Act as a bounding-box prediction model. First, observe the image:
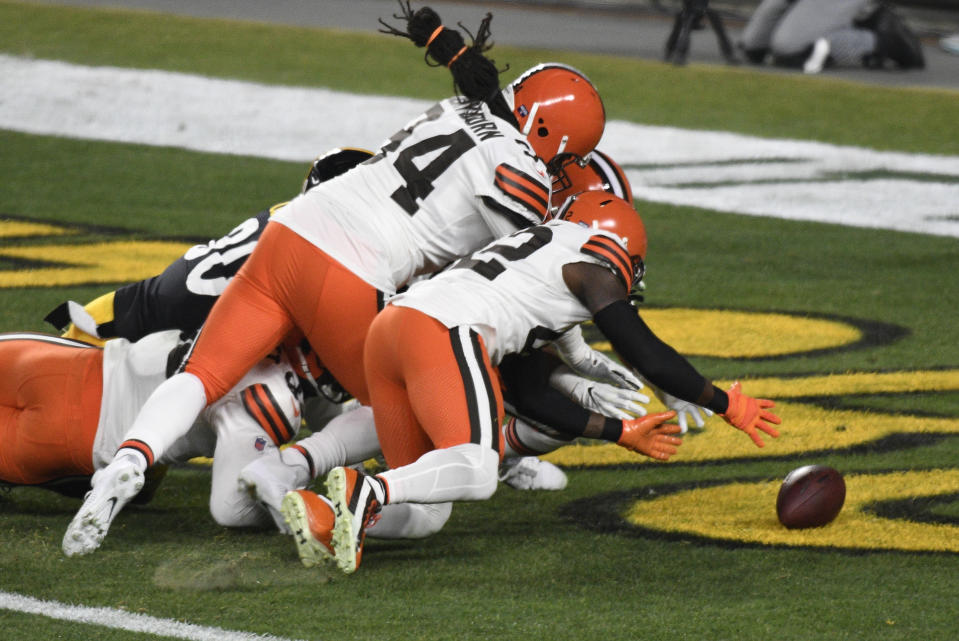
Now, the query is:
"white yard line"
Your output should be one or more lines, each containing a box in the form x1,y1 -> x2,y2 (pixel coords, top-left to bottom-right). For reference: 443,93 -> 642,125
2,53 -> 958,238
0,590 -> 308,641
0,54 -> 427,160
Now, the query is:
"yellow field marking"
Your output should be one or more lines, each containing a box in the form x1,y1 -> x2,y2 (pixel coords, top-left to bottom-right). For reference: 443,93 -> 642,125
590,309 -> 863,358
0,220 -> 77,238
3,232 -> 956,472
737,370 -> 959,398
0,240 -> 189,287
624,469 -> 959,552
544,369 -> 959,466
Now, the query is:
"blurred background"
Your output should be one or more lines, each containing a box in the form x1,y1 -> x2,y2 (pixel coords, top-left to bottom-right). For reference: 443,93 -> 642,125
29,0 -> 959,90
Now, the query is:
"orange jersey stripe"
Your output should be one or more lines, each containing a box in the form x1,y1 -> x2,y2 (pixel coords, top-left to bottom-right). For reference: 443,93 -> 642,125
581,235 -> 632,292
494,164 -> 549,221
241,384 -> 295,445
118,439 -> 155,468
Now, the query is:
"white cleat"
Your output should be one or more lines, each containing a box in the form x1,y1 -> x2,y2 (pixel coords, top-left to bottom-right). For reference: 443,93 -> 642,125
238,448 -> 308,534
62,456 -> 144,556
499,456 -> 568,491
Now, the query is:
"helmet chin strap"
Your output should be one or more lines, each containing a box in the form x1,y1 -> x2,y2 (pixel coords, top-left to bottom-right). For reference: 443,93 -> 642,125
555,135 -> 569,157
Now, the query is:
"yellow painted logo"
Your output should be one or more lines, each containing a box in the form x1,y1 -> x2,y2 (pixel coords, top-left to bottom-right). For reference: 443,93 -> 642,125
0,220 -> 188,287
545,369 -> 959,466
3,218 -> 956,554
622,470 -> 959,553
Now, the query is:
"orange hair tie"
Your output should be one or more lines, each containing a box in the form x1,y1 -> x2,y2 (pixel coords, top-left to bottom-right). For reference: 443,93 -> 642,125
426,25 -> 445,47
447,45 -> 467,67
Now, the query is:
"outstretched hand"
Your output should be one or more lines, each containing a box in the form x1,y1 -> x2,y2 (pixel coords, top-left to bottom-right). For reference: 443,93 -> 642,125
648,382 -> 713,434
720,381 -> 781,447
616,411 -> 682,460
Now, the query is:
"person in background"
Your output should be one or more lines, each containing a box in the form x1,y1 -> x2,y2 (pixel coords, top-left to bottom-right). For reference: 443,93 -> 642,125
940,32 -> 959,55
739,0 -> 924,74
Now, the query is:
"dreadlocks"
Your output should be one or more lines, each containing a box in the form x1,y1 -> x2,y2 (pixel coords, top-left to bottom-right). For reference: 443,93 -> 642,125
378,1 -> 517,127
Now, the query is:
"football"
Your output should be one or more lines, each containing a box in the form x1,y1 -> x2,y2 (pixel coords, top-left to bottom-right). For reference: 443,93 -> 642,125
776,465 -> 846,529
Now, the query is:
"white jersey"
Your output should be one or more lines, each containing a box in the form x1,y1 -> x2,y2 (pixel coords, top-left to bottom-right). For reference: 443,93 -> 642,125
93,330 -> 176,469
93,330 -> 305,527
272,97 -> 551,294
390,219 -> 633,364
94,331 -> 303,468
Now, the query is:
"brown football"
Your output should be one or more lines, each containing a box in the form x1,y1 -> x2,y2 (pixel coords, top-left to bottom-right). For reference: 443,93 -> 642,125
776,465 -> 846,529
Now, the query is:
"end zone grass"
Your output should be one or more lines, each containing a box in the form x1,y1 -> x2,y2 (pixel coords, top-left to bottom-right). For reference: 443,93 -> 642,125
1,2 -> 958,640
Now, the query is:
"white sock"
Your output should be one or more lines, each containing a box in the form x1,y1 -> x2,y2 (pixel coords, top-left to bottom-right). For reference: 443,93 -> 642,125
296,404 -> 381,479
277,447 -> 312,488
368,502 -> 452,539
503,416 -> 574,457
378,443 -> 499,504
121,372 -> 208,465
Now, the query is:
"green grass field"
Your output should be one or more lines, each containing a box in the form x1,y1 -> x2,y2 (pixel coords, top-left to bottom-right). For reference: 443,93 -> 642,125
2,2 -> 959,640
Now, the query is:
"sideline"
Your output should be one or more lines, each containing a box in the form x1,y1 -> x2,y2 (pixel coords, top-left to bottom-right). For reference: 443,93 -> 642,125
0,590 -> 307,641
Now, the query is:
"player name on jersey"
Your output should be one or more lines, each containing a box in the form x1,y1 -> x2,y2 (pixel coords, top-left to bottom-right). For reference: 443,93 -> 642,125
455,100 -> 505,141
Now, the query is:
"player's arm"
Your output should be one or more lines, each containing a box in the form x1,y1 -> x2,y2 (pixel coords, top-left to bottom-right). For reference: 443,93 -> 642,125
564,261 -> 780,447
504,347 -> 649,420
479,161 -> 551,236
548,324 -> 643,390
499,351 -> 679,460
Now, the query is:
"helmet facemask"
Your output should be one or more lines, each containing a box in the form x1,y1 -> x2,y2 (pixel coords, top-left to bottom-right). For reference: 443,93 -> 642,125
628,256 -> 647,304
548,152 -> 591,198
548,149 -> 633,217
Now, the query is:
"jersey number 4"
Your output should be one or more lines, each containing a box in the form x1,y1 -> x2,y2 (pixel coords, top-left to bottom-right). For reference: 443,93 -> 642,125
370,103 -> 477,215
391,131 -> 475,215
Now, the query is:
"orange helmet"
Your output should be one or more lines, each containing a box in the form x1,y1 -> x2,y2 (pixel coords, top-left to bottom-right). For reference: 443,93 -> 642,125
557,191 -> 647,292
549,149 -> 632,211
507,64 -> 605,175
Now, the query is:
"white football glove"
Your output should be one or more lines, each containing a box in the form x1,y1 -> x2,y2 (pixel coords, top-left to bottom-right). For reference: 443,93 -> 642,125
64,300 -> 102,338
646,382 -> 713,434
550,366 -> 650,420
551,326 -> 643,389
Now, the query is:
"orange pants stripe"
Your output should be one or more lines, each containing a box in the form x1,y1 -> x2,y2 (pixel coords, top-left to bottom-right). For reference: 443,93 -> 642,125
0,334 -> 102,484
184,221 -> 382,405
364,305 -> 504,469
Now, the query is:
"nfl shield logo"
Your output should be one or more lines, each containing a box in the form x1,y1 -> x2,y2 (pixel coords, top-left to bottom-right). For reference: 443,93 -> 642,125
254,437 -> 267,451
518,105 -> 529,118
